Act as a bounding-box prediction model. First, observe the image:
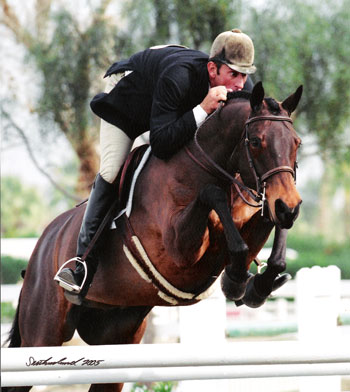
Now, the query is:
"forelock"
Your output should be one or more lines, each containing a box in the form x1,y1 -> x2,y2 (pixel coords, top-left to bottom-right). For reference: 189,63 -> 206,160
265,97 -> 281,114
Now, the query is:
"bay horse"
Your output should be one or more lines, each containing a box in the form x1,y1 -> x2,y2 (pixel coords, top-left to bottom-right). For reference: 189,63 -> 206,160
4,82 -> 302,392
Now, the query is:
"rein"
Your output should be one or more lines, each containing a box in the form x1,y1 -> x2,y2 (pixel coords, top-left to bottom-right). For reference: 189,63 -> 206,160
185,111 -> 296,213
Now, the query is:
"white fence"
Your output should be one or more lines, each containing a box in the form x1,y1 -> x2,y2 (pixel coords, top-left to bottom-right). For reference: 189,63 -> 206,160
2,266 -> 350,390
2,341 -> 350,387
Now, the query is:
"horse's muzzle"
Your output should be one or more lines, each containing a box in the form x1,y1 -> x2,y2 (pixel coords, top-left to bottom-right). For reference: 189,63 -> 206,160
275,199 -> 302,229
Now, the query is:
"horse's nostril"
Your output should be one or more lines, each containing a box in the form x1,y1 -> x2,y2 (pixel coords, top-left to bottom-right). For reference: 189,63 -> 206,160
275,199 -> 288,213
275,199 -> 300,228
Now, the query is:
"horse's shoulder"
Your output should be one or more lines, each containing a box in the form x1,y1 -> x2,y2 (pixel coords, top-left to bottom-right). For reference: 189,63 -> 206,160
54,204 -> 84,224
39,204 -> 85,242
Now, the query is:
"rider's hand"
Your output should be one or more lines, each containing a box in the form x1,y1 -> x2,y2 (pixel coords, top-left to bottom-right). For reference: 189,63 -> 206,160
200,86 -> 233,114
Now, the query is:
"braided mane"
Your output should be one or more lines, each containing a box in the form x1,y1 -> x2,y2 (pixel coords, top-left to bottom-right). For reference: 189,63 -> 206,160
198,89 -> 282,132
227,90 -> 251,101
227,90 -> 281,114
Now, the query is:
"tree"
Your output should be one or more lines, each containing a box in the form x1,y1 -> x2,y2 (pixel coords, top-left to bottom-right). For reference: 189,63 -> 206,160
1,0 -> 242,198
246,0 -> 350,239
248,0 -> 350,156
1,0 -> 121,196
123,0 -> 241,51
1,0 -> 349,240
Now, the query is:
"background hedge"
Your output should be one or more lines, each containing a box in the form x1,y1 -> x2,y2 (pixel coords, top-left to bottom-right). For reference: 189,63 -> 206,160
1,255 -> 28,284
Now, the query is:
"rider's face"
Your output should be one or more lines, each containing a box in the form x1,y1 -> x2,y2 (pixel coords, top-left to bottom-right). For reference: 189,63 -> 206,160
209,63 -> 248,91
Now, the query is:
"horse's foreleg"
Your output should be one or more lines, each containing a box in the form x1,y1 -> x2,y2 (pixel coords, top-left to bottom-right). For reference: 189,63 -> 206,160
171,184 -> 249,299
175,184 -> 248,262
199,184 -> 250,300
241,226 -> 291,308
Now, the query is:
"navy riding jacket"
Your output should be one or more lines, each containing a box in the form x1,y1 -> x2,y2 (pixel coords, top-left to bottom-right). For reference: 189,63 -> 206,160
90,46 -> 253,160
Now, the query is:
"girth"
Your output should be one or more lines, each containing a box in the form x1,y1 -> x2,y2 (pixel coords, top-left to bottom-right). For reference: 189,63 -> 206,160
121,214 -> 217,305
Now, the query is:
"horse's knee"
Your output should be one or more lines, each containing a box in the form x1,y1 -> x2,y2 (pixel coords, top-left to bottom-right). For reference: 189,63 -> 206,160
268,257 -> 286,274
276,260 -> 287,274
226,239 -> 249,261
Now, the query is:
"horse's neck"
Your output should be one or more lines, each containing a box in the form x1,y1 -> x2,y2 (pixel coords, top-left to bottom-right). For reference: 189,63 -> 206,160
196,100 -> 250,166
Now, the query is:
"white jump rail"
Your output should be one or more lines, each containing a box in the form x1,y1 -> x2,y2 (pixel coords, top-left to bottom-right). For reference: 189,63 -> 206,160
2,341 -> 350,386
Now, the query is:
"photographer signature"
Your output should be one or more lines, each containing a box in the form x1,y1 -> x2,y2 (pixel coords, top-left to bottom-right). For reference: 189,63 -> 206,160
26,356 -> 104,367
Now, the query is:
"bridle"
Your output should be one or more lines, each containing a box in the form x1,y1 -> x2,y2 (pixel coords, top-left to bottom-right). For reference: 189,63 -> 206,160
185,110 -> 297,216
242,115 -> 296,211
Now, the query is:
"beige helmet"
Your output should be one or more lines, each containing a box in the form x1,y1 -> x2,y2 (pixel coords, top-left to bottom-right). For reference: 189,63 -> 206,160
209,29 -> 256,74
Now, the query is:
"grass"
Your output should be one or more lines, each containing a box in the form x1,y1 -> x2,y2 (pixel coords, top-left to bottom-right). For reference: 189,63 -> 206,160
131,382 -> 177,392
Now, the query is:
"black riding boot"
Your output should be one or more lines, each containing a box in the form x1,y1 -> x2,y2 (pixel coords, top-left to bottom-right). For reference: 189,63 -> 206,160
55,174 -> 116,304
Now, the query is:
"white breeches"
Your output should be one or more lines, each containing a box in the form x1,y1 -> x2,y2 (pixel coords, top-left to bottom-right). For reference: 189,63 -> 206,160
99,73 -> 133,184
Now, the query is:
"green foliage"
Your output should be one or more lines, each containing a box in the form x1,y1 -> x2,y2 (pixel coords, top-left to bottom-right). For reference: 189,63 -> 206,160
245,0 -> 350,240
247,0 -> 350,160
131,382 -> 176,392
293,163 -> 350,242
227,322 -> 297,338
1,176 -> 51,238
285,233 -> 350,279
1,302 -> 17,323
1,256 -> 27,284
255,229 -> 350,278
174,0 -> 239,50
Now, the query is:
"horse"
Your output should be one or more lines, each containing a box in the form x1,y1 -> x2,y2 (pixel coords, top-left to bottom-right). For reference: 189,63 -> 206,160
4,82 -> 303,392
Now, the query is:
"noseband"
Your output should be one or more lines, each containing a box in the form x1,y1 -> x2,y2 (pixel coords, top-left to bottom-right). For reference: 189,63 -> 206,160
185,112 -> 297,214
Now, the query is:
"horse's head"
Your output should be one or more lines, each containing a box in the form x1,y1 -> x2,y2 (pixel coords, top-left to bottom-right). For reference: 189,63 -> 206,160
234,82 -> 303,229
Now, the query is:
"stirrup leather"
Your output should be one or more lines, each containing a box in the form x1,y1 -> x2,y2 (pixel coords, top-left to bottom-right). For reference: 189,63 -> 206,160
54,257 -> 88,294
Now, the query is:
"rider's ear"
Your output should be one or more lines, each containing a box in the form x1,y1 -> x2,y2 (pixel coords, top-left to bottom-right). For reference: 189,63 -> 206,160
207,61 -> 218,79
250,81 -> 264,112
282,85 -> 303,115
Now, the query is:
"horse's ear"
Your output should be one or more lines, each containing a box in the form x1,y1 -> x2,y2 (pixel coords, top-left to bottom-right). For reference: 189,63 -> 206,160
281,85 -> 303,115
250,81 -> 265,112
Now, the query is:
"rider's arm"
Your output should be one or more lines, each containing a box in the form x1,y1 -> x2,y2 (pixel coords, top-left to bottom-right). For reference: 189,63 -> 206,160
150,67 -> 253,160
150,68 -> 205,160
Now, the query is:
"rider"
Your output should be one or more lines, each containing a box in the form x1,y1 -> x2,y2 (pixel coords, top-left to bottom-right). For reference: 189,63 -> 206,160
55,29 -> 257,304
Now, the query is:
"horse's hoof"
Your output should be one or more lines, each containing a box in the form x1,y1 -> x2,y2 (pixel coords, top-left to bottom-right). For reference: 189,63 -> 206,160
240,273 -> 292,308
272,273 -> 292,291
221,271 -> 251,301
240,275 -> 267,308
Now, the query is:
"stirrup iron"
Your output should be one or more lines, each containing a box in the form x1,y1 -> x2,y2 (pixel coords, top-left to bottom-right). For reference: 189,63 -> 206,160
54,257 -> 88,294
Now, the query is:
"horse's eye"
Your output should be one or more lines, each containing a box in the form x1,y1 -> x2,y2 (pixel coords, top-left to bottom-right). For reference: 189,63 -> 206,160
250,137 -> 261,148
